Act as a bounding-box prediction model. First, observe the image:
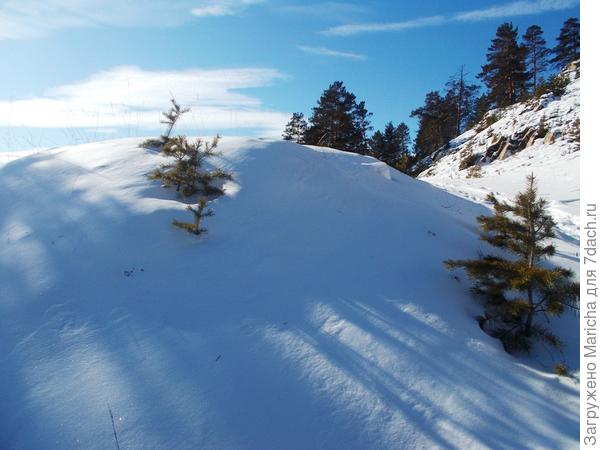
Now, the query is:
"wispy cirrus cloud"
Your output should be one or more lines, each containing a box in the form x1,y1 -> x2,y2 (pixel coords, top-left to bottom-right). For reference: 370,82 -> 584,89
322,15 -> 446,36
321,0 -> 579,36
297,45 -> 366,60
0,66 -> 289,135
191,0 -> 264,17
455,0 -> 578,21
0,0 -> 263,40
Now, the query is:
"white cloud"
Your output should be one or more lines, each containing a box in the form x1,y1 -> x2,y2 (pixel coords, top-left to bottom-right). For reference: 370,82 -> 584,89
455,0 -> 578,21
191,0 -> 264,17
297,45 -> 366,60
0,0 -> 263,40
321,0 -> 579,36
0,66 -> 289,134
322,16 -> 445,36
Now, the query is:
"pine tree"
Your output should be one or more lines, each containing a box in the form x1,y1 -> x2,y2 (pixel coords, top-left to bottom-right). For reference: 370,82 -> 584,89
551,17 -> 580,69
149,135 -> 232,197
478,23 -> 528,108
523,25 -> 550,91
468,94 -> 492,130
282,112 -> 308,143
141,98 -> 190,149
445,66 -> 479,136
370,122 -> 411,170
173,196 -> 214,235
304,81 -> 372,154
352,101 -> 373,155
160,98 -> 190,144
445,174 -> 579,352
410,91 -> 454,161
395,122 -> 411,172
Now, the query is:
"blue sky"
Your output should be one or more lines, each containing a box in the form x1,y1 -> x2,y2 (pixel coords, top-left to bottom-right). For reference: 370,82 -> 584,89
0,0 -> 579,151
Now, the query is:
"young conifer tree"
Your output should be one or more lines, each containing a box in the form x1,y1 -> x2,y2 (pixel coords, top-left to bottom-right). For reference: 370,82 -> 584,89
141,98 -> 190,149
149,135 -> 190,191
445,174 -> 579,352
160,98 -> 190,144
149,135 -> 232,197
173,196 -> 214,235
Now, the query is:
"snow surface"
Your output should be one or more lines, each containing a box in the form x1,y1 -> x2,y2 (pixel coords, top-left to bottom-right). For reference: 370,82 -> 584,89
0,137 -> 578,449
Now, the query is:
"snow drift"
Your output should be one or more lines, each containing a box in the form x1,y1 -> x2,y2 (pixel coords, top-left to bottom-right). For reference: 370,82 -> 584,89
0,137 -> 578,449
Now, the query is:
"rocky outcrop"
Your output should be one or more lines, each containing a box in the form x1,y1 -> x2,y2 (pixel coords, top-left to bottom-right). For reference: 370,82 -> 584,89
416,63 -> 579,178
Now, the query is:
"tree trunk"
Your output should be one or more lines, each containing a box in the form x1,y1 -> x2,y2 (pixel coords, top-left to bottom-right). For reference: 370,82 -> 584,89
524,201 -> 535,336
525,284 -> 534,335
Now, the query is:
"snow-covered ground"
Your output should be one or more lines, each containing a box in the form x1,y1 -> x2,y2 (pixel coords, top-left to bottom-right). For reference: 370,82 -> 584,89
0,137 -> 578,449
419,140 -> 579,272
0,149 -> 44,167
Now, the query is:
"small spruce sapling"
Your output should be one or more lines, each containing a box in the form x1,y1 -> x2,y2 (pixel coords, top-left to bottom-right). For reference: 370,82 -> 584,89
173,197 -> 214,235
445,174 -> 579,353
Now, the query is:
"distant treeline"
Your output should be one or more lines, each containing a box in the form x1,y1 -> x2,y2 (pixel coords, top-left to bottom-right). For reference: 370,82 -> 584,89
282,17 -> 580,174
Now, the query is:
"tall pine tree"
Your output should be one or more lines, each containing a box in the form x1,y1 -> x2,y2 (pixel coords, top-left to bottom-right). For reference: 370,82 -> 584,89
478,23 -> 528,108
410,91 -> 455,161
370,122 -> 411,170
352,101 -> 373,155
551,17 -> 580,69
446,174 -> 579,352
304,81 -> 372,154
282,112 -> 308,143
523,25 -> 550,90
445,66 -> 479,136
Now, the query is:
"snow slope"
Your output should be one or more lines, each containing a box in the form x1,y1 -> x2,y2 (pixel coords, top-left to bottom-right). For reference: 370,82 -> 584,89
418,67 -> 580,260
0,137 -> 578,449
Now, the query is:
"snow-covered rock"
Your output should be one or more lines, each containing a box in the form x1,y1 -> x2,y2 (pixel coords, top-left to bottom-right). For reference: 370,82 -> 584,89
0,137 -> 578,449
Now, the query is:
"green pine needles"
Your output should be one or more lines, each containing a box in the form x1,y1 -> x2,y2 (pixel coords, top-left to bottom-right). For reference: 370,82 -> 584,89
149,135 -> 232,197
172,197 -> 214,235
150,134 -> 232,236
446,174 -> 579,353
146,99 -> 233,237
141,97 -> 190,149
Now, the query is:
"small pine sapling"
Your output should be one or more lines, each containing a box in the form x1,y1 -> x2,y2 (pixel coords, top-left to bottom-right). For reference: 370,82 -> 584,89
160,98 -> 190,144
149,134 -> 233,197
141,98 -> 190,149
446,174 -> 579,353
173,197 -> 214,235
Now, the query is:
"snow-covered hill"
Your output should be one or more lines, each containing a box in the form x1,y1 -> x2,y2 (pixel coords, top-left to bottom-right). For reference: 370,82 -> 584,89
0,137 -> 578,449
